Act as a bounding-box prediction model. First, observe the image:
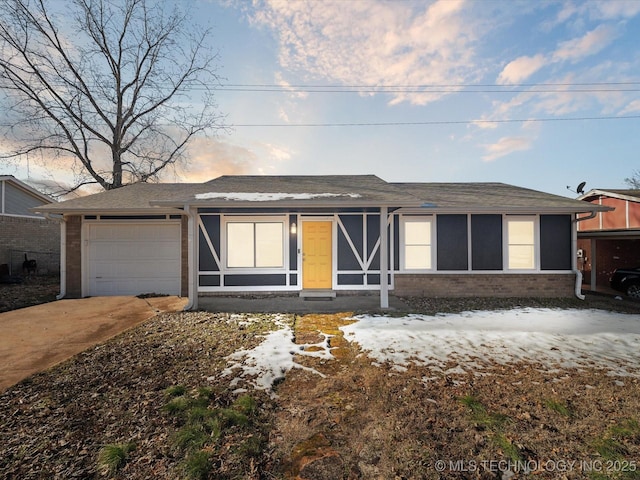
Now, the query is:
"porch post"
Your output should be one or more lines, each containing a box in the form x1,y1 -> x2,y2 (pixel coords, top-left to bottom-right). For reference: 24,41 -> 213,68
380,206 -> 389,309
187,205 -> 198,310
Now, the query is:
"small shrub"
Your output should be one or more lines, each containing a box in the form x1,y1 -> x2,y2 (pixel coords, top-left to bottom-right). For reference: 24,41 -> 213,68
610,418 -> 640,441
181,450 -> 212,480
459,395 -> 509,429
593,437 -> 629,460
165,385 -> 187,398
187,406 -> 215,424
164,395 -> 191,416
97,442 -> 136,475
204,416 -> 222,442
544,398 -> 573,418
233,394 -> 257,415
219,408 -> 249,428
174,424 -> 209,451
197,386 -> 215,400
492,433 -> 522,462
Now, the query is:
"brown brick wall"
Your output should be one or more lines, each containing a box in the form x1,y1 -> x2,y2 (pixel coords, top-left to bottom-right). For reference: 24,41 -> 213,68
394,273 -> 576,298
0,215 -> 60,274
181,216 -> 189,297
65,216 -> 82,298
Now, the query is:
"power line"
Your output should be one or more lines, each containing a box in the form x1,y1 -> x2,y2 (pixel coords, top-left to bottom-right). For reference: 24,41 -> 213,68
213,80 -> 640,94
220,81 -> 640,88
232,114 -> 640,128
215,87 -> 640,94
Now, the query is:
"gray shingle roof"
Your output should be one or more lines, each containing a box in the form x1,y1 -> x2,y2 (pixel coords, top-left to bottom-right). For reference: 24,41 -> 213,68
35,176 -> 607,214
157,174 -> 421,206
393,182 -> 608,212
35,182 -> 203,213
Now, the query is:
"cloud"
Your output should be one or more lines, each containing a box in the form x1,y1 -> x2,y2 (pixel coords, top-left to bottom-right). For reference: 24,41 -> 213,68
497,54 -> 547,84
482,136 -> 533,162
497,24 -> 619,86
552,24 -> 618,63
174,137 -> 257,183
620,99 -> 640,115
249,0 -> 478,106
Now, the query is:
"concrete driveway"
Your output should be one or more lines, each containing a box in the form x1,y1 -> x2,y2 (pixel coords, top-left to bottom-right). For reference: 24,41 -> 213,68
0,296 -> 187,393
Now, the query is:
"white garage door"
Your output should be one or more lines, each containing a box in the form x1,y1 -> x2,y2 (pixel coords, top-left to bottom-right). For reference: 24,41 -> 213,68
86,223 -> 181,296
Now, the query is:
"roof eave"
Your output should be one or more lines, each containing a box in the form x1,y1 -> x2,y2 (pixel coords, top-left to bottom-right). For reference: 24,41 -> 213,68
397,205 -> 614,214
579,189 -> 640,203
32,206 -> 185,215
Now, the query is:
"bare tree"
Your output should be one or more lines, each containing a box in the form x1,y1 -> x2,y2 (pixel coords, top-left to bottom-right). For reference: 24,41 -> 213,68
625,170 -> 640,189
0,0 -> 223,193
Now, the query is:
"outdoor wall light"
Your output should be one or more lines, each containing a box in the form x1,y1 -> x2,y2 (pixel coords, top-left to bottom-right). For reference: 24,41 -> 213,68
290,222 -> 297,235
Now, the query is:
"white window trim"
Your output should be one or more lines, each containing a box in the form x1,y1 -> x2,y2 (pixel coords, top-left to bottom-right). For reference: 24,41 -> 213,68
221,216 -> 287,272
504,214 -> 539,271
400,215 -> 434,272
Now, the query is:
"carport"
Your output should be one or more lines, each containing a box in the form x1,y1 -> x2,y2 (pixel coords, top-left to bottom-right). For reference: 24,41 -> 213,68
577,188 -> 640,293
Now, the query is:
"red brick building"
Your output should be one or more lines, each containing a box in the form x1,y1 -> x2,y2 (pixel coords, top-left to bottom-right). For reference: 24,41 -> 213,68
577,189 -> 640,292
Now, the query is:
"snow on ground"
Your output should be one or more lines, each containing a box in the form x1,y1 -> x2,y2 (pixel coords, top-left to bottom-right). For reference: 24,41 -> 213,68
220,315 -> 333,395
219,308 -> 640,395
341,308 -> 640,377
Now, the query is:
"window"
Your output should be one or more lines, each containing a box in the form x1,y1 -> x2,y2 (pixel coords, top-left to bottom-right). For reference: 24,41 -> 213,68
403,217 -> 432,269
226,222 -> 284,268
507,217 -> 535,269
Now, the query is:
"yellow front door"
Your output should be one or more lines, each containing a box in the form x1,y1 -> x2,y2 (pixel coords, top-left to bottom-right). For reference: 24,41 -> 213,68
302,221 -> 332,289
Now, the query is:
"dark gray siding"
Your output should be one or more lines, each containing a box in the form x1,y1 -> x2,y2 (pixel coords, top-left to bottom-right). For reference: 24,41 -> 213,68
437,214 -> 468,270
471,214 -> 503,270
540,215 -> 572,270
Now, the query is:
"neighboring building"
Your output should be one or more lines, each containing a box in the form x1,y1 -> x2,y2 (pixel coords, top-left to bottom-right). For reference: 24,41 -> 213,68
35,175 -> 608,308
577,189 -> 640,291
0,176 -> 60,276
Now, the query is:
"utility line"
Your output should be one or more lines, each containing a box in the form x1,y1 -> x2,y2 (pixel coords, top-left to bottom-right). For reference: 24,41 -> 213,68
232,115 -> 640,127
215,86 -> 640,93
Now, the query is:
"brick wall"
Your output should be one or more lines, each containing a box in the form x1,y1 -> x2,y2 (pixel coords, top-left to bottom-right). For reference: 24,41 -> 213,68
65,216 -> 82,298
394,273 -> 576,298
0,215 -> 60,274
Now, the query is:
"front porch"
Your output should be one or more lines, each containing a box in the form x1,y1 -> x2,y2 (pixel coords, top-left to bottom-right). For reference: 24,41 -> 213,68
197,292 -> 409,314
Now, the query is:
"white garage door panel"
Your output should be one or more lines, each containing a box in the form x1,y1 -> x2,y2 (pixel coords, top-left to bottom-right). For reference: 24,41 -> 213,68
86,223 -> 181,296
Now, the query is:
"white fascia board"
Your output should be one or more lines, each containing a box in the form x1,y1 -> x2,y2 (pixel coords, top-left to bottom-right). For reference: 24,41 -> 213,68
40,207 -> 187,216
396,206 -> 613,215
579,189 -> 640,203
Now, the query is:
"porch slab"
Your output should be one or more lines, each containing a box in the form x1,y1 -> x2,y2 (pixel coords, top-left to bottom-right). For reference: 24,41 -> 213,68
197,294 -> 410,314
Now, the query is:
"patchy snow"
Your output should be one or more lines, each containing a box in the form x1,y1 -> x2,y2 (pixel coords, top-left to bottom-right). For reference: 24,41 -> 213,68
195,192 -> 362,201
219,308 -> 640,396
221,316 -> 333,396
340,308 -> 640,377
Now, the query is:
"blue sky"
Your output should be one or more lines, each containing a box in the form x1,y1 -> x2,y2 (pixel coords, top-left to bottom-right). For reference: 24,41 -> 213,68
8,0 -> 640,197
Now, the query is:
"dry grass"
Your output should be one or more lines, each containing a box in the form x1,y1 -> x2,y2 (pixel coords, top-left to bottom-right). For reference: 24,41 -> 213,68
1,296 -> 640,479
273,311 -> 640,479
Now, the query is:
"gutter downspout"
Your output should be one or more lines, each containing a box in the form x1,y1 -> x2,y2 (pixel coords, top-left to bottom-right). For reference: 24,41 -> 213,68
183,205 -> 197,311
573,211 -> 598,300
44,213 -> 66,300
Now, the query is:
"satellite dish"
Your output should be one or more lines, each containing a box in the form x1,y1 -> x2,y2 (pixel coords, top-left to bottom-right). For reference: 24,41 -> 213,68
566,181 -> 586,195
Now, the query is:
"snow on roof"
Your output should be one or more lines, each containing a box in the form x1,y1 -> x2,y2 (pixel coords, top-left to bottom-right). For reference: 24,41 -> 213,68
195,192 -> 362,201
217,308 -> 640,396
